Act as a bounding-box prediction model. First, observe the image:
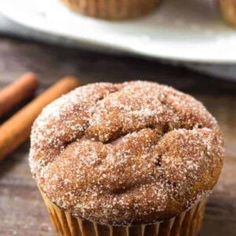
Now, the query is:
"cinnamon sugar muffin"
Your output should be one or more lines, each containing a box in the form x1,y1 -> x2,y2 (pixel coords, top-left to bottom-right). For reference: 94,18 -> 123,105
29,81 -> 224,236
61,0 -> 160,20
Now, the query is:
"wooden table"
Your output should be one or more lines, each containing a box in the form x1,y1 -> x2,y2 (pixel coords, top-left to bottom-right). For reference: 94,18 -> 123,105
0,37 -> 236,236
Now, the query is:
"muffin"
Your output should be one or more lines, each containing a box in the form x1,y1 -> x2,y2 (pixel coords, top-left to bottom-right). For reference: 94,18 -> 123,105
29,81 -> 224,236
219,0 -> 236,26
61,0 -> 160,20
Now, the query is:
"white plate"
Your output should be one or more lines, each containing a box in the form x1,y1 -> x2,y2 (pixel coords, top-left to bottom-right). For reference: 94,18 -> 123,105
1,0 -> 236,63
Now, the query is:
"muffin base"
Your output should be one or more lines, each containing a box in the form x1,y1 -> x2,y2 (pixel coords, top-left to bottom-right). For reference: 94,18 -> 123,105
219,0 -> 236,26
40,190 -> 206,236
61,0 -> 161,20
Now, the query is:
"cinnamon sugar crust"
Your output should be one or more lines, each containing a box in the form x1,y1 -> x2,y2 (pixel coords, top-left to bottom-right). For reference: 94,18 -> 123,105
29,81 -> 224,225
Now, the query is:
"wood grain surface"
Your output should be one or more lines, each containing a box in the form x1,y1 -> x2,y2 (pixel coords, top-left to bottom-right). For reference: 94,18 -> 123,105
0,37 -> 236,236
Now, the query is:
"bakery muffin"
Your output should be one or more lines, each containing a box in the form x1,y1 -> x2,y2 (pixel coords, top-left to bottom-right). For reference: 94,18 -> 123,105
29,81 -> 224,236
219,0 -> 236,26
61,0 -> 160,20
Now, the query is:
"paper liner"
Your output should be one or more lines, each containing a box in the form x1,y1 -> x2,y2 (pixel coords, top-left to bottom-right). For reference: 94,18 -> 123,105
219,0 -> 236,26
40,190 -> 206,236
61,0 -> 160,20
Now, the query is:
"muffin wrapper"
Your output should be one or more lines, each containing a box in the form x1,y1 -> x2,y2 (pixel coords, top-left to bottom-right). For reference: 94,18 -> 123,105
40,189 -> 206,236
61,0 -> 160,20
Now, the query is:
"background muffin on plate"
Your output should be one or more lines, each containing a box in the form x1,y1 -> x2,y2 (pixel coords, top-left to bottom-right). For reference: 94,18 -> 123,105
29,81 -> 224,236
61,0 -> 161,20
219,0 -> 236,26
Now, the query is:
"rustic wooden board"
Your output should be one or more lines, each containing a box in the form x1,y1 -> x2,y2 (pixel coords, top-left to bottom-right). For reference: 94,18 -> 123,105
0,37 -> 236,236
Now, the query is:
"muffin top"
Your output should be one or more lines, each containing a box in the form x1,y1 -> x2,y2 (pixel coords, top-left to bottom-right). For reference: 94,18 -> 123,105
29,81 -> 224,226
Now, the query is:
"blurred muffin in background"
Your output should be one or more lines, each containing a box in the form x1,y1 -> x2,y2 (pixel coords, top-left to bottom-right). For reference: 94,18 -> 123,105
219,0 -> 236,26
62,0 -> 160,20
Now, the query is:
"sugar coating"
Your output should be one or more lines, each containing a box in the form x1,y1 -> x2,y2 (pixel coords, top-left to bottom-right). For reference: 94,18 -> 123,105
29,81 -> 224,225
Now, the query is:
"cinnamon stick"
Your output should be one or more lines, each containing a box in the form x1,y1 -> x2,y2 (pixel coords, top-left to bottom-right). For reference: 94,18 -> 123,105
0,76 -> 79,161
0,73 -> 39,117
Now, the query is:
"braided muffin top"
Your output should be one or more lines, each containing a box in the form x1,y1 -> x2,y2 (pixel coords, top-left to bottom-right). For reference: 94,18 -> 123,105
29,81 -> 224,225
